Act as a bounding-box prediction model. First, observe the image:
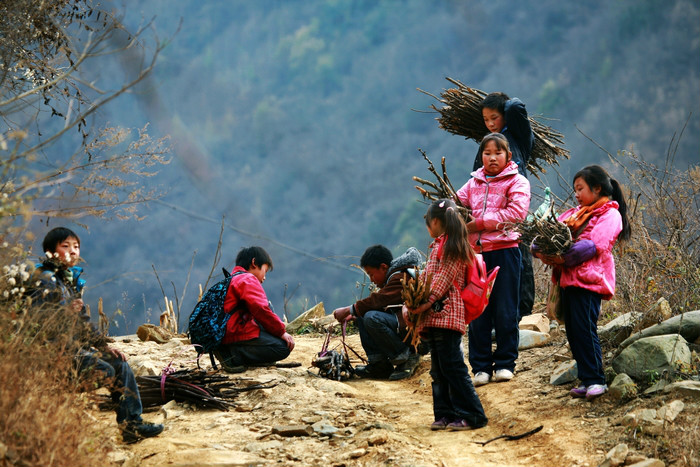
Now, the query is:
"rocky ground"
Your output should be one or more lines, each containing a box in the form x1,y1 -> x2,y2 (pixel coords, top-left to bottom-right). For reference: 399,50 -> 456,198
93,328 -> 698,467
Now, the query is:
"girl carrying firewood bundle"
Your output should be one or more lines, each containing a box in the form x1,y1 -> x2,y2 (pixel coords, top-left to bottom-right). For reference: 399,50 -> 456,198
402,199 -> 488,431
532,165 -> 630,401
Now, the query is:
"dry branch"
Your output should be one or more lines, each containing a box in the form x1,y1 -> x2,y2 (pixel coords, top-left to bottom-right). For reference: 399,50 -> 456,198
420,78 -> 569,175
401,270 -> 433,350
413,149 -> 469,222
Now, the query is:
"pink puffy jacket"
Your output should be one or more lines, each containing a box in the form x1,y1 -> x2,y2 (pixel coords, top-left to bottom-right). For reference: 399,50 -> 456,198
456,161 -> 530,252
555,200 -> 622,300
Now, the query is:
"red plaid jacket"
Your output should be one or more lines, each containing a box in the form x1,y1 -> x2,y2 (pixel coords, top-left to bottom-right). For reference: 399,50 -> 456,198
417,235 -> 469,335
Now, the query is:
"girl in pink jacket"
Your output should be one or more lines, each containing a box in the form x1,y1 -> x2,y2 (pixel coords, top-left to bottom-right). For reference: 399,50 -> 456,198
456,133 -> 531,387
533,165 -> 630,400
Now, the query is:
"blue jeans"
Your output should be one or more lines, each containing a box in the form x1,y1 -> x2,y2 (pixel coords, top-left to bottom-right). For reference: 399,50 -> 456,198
562,287 -> 605,386
76,349 -> 143,424
424,328 -> 487,426
355,310 -> 409,363
217,329 -> 291,366
468,247 -> 521,375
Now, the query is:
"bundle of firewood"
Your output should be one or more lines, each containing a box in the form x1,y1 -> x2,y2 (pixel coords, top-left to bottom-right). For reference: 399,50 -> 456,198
515,193 -> 572,256
412,149 -> 469,223
135,369 -> 278,411
400,271 -> 433,350
420,78 -> 569,175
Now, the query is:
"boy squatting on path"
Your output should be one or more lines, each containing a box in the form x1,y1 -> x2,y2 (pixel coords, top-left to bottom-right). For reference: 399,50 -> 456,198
29,227 -> 163,444
333,245 -> 422,381
474,92 -> 535,322
213,246 -> 295,373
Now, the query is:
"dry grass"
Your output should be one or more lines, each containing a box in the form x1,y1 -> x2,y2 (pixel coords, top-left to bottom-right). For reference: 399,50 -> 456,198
0,263 -> 115,467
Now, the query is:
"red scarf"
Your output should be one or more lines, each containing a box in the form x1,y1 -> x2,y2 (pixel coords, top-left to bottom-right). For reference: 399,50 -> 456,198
563,197 -> 609,237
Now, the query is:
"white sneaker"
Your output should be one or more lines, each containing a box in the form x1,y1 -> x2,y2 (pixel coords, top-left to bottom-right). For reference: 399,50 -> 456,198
473,371 -> 491,386
493,369 -> 514,382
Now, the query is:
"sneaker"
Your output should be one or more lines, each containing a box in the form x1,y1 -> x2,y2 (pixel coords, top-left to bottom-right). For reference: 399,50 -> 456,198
585,384 -> 607,400
430,417 -> 451,431
121,420 -> 164,444
416,342 -> 430,356
389,354 -> 420,381
213,351 -> 247,374
354,360 -> 394,379
569,385 -> 587,398
389,348 -> 411,366
473,372 -> 491,387
493,369 -> 514,382
446,419 -> 479,431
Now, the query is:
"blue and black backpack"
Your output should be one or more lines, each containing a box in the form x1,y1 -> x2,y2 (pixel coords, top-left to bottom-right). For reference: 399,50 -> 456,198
187,268 -> 245,369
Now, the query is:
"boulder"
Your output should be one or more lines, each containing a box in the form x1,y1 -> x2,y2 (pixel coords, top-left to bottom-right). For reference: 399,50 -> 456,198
519,313 -> 549,334
550,360 -> 578,385
608,373 -> 637,400
635,297 -> 673,332
599,312 -> 641,346
612,334 -> 692,381
662,380 -> 700,399
136,324 -> 173,344
519,329 -> 550,350
286,302 -> 327,334
619,309 -> 700,350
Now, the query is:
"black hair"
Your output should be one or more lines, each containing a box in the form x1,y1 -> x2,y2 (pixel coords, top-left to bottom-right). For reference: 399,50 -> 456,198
425,199 -> 475,264
42,227 -> 80,253
235,246 -> 274,271
573,165 -> 631,242
360,244 -> 393,269
479,92 -> 509,115
476,132 -> 511,163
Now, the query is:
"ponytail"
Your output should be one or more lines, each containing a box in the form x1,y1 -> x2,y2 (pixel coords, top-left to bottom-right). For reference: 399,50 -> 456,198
425,199 -> 475,264
610,179 -> 631,241
574,165 -> 631,242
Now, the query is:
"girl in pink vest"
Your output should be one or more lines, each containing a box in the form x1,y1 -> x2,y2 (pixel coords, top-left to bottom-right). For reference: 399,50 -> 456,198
533,165 -> 631,400
456,133 -> 531,387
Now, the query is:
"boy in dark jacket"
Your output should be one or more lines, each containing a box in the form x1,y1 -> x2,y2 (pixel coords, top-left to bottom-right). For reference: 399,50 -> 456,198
30,227 -> 163,444
473,92 -> 535,320
333,245 -> 422,380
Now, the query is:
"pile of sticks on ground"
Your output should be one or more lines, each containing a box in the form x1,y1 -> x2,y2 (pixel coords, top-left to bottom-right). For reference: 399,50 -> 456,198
420,77 -> 569,176
412,149 -> 469,223
135,369 -> 278,411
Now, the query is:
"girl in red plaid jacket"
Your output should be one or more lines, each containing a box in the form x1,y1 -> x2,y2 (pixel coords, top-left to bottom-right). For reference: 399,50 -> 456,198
403,199 -> 488,431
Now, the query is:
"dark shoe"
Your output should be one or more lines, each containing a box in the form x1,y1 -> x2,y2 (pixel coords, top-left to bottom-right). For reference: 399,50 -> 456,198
430,417 -> 451,431
446,419 -> 486,431
354,361 -> 393,379
213,351 -> 247,373
390,348 -> 411,366
121,420 -> 164,444
389,354 -> 420,381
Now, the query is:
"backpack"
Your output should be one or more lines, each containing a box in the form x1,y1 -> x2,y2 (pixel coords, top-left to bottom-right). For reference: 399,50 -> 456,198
435,239 -> 499,323
458,254 -> 499,324
187,268 -> 245,369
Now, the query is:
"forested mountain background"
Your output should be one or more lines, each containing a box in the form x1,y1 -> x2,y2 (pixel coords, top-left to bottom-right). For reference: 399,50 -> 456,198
33,0 -> 699,333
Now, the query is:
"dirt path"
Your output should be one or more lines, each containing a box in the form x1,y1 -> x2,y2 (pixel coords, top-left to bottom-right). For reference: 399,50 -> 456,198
101,332 -> 617,467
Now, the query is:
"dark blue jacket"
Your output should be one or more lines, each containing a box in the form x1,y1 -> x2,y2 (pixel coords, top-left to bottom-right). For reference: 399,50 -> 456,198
473,98 -> 534,178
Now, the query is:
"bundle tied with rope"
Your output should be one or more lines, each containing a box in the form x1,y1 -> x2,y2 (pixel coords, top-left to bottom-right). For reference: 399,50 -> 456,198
418,78 -> 569,176
515,188 -> 572,256
311,323 -> 366,381
400,268 -> 433,350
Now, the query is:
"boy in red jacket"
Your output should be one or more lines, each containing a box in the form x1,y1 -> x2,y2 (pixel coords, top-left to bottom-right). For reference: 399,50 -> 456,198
214,246 -> 295,373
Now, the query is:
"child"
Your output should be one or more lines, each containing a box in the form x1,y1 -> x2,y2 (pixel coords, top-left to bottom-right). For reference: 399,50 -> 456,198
30,227 -> 163,443
476,92 -> 536,321
532,165 -> 630,400
214,246 -> 295,373
403,199 -> 488,431
456,133 -> 531,386
332,245 -> 422,380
